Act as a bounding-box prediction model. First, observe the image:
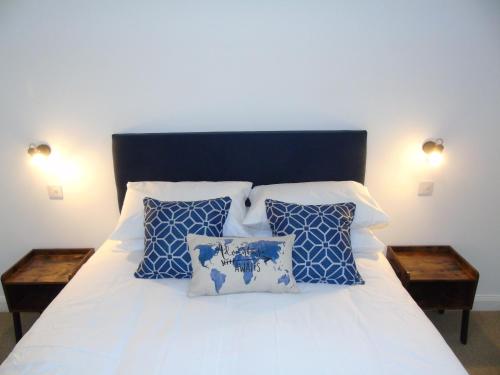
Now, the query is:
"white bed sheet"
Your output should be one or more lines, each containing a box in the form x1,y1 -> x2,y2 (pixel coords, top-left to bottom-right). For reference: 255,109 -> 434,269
0,240 -> 467,375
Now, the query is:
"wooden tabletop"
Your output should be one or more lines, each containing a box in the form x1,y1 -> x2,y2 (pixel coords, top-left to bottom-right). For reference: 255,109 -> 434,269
387,246 -> 478,282
2,249 -> 94,285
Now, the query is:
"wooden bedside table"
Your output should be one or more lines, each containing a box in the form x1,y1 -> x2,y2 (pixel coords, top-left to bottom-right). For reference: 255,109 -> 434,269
1,248 -> 94,341
387,245 -> 479,344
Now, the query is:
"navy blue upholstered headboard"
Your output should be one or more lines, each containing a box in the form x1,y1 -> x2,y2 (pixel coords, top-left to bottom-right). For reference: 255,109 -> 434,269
112,131 -> 367,211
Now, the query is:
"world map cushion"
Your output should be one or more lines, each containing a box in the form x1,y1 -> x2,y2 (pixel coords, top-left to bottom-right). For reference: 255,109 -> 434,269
265,199 -> 364,285
187,234 -> 299,296
135,196 -> 232,279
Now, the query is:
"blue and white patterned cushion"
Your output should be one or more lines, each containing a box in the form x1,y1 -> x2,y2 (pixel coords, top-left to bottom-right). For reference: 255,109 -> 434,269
265,199 -> 364,285
135,196 -> 232,279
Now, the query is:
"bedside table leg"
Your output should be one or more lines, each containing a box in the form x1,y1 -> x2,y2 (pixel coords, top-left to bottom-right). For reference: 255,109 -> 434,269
460,309 -> 470,345
12,312 -> 22,342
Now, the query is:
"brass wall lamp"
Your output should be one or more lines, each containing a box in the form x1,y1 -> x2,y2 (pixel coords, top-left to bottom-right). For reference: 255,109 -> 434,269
422,138 -> 444,166
27,143 -> 51,157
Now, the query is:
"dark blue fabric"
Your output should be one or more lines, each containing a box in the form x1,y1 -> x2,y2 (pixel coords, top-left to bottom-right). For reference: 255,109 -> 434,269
112,131 -> 367,211
265,199 -> 364,285
135,196 -> 232,279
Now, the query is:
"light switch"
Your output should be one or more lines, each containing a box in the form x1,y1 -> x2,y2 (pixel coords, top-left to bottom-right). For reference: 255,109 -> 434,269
47,185 -> 63,200
418,182 -> 434,196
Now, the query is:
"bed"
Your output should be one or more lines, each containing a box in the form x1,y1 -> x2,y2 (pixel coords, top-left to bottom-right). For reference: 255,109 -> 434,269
0,131 -> 467,375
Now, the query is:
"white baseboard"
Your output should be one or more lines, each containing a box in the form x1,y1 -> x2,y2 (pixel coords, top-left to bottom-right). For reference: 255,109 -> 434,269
0,295 -> 7,312
474,294 -> 500,311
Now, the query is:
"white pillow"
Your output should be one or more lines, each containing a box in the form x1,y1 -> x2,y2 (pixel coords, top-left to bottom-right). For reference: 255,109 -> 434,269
243,181 -> 388,231
187,234 -> 298,296
110,181 -> 252,241
351,228 -> 386,255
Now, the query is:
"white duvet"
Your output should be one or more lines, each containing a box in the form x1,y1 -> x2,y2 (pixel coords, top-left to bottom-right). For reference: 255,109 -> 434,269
0,240 -> 467,375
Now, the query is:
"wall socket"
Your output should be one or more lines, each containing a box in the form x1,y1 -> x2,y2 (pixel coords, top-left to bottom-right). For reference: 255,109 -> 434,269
47,185 -> 64,200
418,181 -> 434,196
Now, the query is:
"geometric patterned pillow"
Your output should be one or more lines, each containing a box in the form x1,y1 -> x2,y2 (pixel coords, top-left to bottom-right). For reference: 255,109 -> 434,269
265,199 -> 364,285
134,196 -> 232,279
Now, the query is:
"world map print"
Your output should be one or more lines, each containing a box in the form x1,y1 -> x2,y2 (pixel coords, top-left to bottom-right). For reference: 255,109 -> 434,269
210,268 -> 226,294
195,239 -> 291,293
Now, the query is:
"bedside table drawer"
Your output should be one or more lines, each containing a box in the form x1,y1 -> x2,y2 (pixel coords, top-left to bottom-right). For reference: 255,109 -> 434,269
4,284 -> 65,312
407,281 -> 476,310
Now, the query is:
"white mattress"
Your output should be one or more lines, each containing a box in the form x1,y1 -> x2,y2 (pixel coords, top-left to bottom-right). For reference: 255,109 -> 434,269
0,240 -> 467,375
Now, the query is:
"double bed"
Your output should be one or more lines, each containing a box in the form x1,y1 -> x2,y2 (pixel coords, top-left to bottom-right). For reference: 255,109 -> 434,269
0,131 -> 467,374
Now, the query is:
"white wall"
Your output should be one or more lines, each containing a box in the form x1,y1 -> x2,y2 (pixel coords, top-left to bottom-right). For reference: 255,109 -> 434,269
1,0 -> 499,310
